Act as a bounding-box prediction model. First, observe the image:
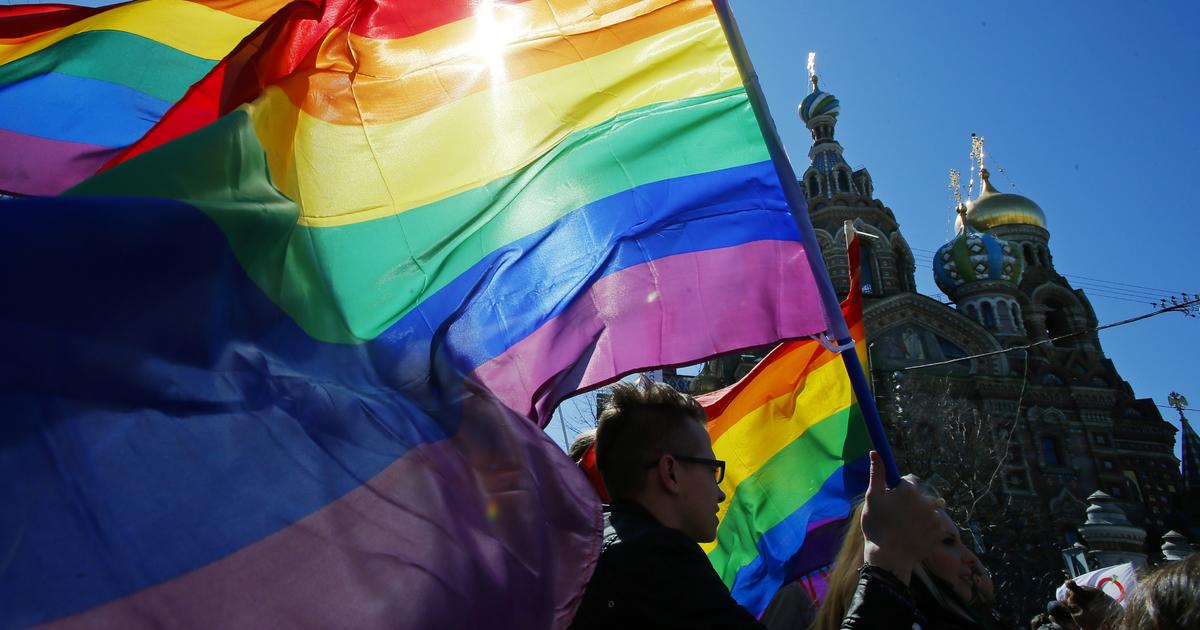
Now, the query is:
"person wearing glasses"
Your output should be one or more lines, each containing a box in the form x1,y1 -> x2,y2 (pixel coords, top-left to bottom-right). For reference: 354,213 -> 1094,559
569,376 -> 763,629
568,376 -> 947,629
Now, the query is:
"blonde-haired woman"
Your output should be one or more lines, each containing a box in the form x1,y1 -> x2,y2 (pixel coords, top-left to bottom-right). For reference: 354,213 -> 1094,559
814,453 -> 1001,629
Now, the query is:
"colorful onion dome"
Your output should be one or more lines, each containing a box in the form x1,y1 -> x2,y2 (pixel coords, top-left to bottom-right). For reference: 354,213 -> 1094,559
933,226 -> 1024,296
799,89 -> 840,124
963,169 -> 1046,231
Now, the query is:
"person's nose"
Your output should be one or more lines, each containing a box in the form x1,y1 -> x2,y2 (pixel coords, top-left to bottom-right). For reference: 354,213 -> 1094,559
716,484 -> 727,504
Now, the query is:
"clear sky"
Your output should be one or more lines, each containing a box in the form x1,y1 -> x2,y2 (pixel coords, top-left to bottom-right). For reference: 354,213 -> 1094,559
721,0 -> 1200,452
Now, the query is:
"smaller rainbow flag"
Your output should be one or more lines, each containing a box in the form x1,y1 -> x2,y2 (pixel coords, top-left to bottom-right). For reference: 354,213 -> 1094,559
699,234 -> 872,616
0,0 -> 285,195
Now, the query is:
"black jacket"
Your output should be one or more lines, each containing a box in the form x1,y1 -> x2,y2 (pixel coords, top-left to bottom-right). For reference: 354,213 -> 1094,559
569,502 -> 763,630
841,566 -> 995,630
840,566 -> 924,629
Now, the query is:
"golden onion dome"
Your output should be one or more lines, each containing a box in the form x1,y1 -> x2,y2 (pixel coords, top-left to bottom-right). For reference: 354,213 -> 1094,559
962,168 -> 1046,231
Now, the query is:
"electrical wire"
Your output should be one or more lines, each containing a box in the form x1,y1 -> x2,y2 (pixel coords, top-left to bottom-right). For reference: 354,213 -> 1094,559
902,250 -> 1193,306
897,297 -> 1200,371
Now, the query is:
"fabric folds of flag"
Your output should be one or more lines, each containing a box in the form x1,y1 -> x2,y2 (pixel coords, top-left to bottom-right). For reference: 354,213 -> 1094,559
698,235 -> 872,617
0,0 -> 287,195
1,0 -> 832,627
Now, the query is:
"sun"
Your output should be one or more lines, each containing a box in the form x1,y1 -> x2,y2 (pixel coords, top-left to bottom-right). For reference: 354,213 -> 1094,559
467,0 -> 523,81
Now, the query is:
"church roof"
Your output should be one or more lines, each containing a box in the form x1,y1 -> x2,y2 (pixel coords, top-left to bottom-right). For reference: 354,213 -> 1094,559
962,169 -> 1047,231
810,150 -> 847,174
933,221 -> 1024,296
799,89 -> 839,124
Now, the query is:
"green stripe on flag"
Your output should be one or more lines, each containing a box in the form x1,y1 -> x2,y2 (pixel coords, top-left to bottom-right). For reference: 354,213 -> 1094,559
0,30 -> 216,102
708,407 -> 872,586
74,87 -> 771,343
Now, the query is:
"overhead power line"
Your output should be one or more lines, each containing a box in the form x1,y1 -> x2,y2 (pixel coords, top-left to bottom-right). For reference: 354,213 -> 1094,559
897,296 -> 1200,372
904,251 -> 1192,306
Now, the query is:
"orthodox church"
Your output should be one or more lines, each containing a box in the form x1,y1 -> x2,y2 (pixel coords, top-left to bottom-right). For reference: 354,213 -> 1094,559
688,72 -> 1187,561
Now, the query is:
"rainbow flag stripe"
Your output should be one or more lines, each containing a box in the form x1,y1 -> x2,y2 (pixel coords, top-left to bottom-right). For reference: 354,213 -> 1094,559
699,236 -> 871,616
2,0 -> 831,627
0,0 -> 283,195
97,0 -> 830,418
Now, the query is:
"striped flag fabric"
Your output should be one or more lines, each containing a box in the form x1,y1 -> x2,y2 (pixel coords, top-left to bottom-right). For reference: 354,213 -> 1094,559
1,0 -> 833,627
0,0 -> 286,195
698,233 -> 871,616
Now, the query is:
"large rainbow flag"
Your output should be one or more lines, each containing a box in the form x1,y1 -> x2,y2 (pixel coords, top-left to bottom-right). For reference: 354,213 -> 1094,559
0,0 -> 835,627
699,233 -> 872,616
0,0 -> 286,195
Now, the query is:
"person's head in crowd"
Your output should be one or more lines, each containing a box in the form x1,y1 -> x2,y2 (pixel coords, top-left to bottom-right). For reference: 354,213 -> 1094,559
568,429 -> 596,463
916,508 -> 979,603
594,376 -> 725,543
971,559 -> 996,609
1045,600 -> 1078,630
814,479 -> 996,630
1062,579 -> 1120,630
569,428 -> 610,502
1117,554 -> 1199,630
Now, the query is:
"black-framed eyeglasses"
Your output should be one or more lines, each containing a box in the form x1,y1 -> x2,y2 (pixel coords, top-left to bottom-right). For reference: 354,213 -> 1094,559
646,454 -> 726,484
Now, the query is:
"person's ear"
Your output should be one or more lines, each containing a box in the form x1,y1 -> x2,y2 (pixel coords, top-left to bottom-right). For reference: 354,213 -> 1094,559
657,455 -> 682,494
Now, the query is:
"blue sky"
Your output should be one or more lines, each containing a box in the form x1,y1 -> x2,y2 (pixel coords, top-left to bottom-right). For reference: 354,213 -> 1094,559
722,0 -> 1200,451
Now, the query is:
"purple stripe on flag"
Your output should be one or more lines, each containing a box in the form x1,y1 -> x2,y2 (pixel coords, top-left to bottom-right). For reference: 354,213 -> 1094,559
37,406 -> 602,630
472,240 -> 826,419
0,127 -> 118,195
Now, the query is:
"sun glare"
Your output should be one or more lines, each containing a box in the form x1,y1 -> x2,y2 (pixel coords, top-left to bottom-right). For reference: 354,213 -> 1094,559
469,0 -> 522,81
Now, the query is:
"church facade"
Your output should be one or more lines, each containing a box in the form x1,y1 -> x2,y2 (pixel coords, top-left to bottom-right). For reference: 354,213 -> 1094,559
689,77 -> 1187,567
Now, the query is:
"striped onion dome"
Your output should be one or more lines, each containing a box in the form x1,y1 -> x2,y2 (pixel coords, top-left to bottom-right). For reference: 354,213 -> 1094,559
933,229 -> 1024,296
799,89 -> 839,124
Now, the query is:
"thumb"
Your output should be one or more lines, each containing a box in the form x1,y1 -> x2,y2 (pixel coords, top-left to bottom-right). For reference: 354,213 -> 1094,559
866,450 -> 884,499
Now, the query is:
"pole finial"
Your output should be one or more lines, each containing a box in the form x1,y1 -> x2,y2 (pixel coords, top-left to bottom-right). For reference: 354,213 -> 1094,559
949,168 -> 962,208
807,51 -> 818,92
967,133 -> 986,199
1168,391 -> 1189,420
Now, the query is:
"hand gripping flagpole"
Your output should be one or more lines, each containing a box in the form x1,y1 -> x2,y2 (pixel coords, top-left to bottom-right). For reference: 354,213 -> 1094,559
712,0 -> 901,486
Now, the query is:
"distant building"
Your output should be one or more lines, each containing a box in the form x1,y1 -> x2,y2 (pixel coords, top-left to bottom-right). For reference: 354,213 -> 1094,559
692,73 -> 1187,559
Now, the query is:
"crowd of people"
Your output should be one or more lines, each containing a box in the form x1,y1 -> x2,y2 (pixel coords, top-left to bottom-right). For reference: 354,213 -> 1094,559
566,377 -> 1199,629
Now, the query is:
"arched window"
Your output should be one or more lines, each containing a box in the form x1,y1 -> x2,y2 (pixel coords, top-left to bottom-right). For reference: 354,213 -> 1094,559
966,304 -> 979,322
997,300 -> 1013,330
1043,299 -> 1072,345
807,175 -> 820,198
1023,243 -> 1036,266
1038,246 -> 1050,267
837,170 -> 850,193
1010,304 -> 1021,330
981,301 -> 997,329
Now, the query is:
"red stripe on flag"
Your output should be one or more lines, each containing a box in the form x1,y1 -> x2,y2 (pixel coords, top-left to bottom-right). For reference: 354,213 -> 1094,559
104,0 -> 533,167
0,3 -> 110,39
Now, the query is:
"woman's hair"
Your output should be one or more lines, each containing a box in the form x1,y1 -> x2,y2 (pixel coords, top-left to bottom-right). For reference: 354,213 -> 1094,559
1118,554 -> 1200,630
810,502 -> 866,630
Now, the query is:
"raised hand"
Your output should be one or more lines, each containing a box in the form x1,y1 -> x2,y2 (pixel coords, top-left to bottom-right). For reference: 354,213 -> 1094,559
859,451 -> 942,584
